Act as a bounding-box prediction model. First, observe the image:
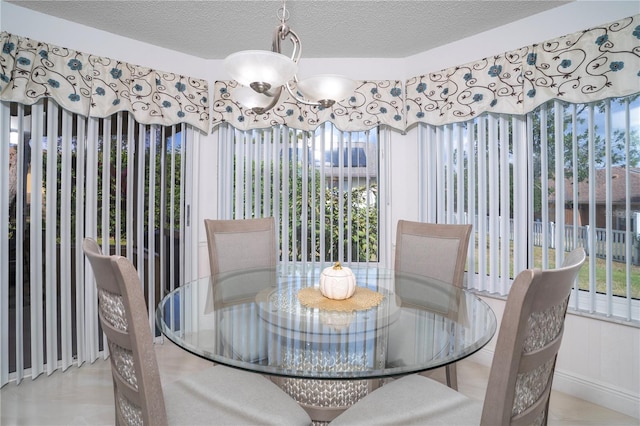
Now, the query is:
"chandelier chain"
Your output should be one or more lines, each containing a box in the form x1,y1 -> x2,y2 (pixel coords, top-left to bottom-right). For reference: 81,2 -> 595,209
277,0 -> 290,25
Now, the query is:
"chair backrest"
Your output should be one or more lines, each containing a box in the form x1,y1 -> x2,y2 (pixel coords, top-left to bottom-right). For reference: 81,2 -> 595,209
481,247 -> 586,426
204,217 -> 277,277
83,238 -> 167,426
394,220 -> 473,288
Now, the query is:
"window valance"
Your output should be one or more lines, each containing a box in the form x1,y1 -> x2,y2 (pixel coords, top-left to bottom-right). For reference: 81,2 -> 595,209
3,14 -> 638,134
210,79 -> 406,132
405,14 -> 640,128
0,31 -> 210,133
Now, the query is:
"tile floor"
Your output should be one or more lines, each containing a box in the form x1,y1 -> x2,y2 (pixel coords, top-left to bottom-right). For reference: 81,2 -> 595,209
1,340 -> 637,425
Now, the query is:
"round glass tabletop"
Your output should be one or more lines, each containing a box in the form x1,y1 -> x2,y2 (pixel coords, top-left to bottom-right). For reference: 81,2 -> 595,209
156,264 -> 496,380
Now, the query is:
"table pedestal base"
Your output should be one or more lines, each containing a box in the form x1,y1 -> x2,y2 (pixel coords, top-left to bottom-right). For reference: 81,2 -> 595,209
272,377 -> 381,423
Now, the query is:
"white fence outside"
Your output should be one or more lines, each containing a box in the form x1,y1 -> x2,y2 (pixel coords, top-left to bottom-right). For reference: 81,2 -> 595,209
459,214 -> 640,266
530,221 -> 640,265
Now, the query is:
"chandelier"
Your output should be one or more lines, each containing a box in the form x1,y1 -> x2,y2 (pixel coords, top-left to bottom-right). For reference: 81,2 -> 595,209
224,1 -> 357,114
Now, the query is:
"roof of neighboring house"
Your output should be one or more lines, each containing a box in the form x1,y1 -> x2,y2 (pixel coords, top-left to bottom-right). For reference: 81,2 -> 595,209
548,166 -> 640,205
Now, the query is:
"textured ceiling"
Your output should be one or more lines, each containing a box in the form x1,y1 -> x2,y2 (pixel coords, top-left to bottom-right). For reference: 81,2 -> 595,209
6,0 -> 572,59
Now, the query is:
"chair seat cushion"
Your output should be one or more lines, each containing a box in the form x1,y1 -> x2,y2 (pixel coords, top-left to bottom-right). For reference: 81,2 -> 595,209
164,365 -> 311,425
330,374 -> 481,425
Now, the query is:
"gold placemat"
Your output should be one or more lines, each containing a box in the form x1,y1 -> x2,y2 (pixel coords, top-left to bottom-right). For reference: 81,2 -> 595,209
297,287 -> 384,312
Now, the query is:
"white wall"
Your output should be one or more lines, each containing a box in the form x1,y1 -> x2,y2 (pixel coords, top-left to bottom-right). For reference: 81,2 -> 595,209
475,295 -> 640,419
2,0 -> 638,418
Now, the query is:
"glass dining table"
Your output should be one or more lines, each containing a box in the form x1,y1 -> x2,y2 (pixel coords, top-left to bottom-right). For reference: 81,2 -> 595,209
156,264 -> 496,422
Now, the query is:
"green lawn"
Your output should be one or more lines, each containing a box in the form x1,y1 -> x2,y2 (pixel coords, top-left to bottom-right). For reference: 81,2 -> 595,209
472,243 -> 640,299
532,246 -> 640,299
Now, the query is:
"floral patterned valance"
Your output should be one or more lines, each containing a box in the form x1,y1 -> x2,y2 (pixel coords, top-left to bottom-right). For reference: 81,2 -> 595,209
211,79 -> 405,132
3,14 -> 637,134
0,32 -> 210,133
406,14 -> 640,128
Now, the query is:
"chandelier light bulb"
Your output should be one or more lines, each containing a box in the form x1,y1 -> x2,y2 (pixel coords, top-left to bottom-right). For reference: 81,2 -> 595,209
233,86 -> 276,111
297,75 -> 358,107
224,50 -> 297,90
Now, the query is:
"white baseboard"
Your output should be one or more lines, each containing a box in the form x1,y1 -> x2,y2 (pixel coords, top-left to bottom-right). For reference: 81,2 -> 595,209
469,348 -> 640,420
552,369 -> 640,420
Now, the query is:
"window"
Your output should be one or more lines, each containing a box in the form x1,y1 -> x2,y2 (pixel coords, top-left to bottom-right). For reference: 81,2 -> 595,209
2,99 -> 191,382
531,97 -> 640,321
418,94 -> 639,322
217,123 -> 380,264
325,147 -> 368,167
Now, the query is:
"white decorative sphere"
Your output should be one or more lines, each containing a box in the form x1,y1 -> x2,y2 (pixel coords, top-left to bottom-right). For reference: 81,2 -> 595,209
319,262 -> 356,300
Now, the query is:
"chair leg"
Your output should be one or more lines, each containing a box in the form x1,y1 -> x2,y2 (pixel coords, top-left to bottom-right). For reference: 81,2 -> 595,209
445,363 -> 458,390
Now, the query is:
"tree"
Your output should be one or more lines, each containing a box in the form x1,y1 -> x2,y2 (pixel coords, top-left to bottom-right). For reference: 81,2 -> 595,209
238,153 -> 378,263
530,96 -> 640,216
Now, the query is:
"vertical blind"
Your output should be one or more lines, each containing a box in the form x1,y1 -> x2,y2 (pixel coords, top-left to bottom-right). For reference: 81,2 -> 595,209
217,123 -> 383,266
1,98 -> 191,386
418,95 -> 639,322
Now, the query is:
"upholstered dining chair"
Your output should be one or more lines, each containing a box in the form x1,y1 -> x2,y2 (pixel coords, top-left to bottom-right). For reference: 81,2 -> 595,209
203,217 -> 277,363
331,247 -> 586,426
395,220 -> 472,288
394,219 -> 473,390
82,238 -> 311,426
204,217 -> 277,277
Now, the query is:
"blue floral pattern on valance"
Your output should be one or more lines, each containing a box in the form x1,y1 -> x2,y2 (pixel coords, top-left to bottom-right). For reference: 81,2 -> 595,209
0,32 -> 210,133
211,79 -> 405,132
406,14 -> 640,128
2,14 -> 637,134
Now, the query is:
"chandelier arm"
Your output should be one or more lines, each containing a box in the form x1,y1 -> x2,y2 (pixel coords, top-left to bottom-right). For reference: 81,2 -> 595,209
272,25 -> 302,65
252,86 -> 284,114
285,82 -> 322,107
272,25 -> 283,55
285,27 -> 302,65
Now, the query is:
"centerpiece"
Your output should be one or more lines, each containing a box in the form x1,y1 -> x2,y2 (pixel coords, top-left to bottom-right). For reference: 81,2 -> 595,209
319,262 -> 356,300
